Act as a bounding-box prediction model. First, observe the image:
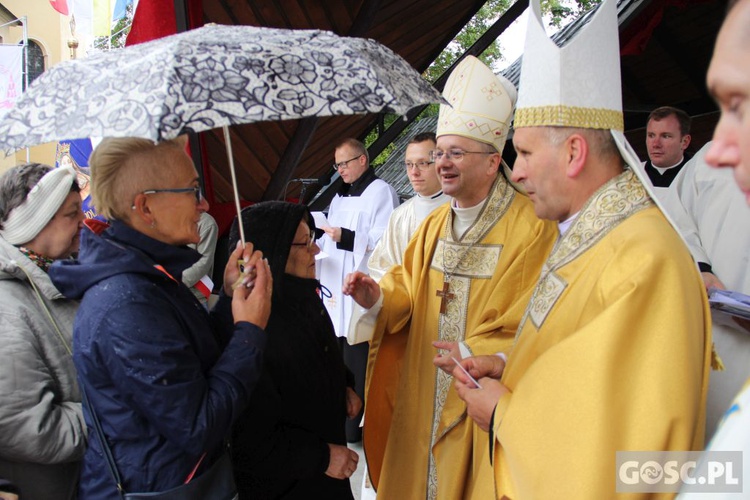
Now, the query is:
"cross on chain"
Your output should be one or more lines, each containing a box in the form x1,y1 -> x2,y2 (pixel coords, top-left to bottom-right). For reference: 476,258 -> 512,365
436,280 -> 455,315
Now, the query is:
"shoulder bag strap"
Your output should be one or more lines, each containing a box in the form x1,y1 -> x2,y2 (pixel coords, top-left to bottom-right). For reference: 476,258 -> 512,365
81,386 -> 127,499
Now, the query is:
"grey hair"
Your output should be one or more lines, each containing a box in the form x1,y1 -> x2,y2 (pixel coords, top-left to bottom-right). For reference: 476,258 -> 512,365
545,127 -> 623,165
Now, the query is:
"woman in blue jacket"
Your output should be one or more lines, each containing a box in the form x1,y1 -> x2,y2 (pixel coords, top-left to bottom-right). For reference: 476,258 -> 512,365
50,137 -> 272,498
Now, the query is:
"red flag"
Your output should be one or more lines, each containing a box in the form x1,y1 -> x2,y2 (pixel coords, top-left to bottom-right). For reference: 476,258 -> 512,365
49,0 -> 69,15
125,0 -> 177,46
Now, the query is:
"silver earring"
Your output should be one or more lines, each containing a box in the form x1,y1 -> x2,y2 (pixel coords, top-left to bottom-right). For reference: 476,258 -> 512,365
150,220 -> 156,229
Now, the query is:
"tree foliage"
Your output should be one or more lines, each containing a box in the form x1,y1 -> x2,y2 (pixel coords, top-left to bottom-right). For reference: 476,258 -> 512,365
542,0 -> 601,27
92,4 -> 134,51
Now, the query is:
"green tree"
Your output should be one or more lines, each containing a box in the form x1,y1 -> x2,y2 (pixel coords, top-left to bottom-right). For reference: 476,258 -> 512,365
423,0 -> 510,85
367,0 -> 601,164
542,0 -> 601,28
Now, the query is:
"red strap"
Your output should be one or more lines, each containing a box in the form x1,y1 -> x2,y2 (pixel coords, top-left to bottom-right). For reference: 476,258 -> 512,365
184,452 -> 206,484
153,264 -> 177,283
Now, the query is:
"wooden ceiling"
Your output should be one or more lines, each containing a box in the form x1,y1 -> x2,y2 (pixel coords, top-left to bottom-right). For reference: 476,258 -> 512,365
195,0 -> 488,208
190,0 -> 728,225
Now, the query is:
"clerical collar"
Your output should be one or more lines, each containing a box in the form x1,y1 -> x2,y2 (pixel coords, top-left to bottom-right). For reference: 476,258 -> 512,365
337,167 -> 378,197
452,198 -> 486,239
651,157 -> 684,174
557,212 -> 579,235
418,190 -> 444,200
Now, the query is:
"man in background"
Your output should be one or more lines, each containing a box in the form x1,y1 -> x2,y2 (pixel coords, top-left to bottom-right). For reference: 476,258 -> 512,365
318,138 -> 398,442
360,131 -> 449,499
643,106 -> 692,193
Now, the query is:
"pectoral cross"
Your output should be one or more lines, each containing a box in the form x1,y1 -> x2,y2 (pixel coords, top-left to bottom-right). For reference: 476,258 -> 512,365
436,280 -> 455,315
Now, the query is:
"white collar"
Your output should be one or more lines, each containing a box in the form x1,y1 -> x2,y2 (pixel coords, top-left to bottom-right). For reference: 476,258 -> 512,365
557,211 -> 579,235
651,156 -> 684,174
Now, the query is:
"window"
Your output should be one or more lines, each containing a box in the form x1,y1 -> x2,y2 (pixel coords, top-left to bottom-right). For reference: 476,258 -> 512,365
24,40 -> 44,89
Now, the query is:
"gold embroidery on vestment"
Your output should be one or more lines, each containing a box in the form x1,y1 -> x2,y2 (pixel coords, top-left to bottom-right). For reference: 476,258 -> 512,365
515,169 -> 653,338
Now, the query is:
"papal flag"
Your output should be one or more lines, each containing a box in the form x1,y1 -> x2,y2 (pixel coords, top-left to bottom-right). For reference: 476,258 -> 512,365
0,45 -> 23,119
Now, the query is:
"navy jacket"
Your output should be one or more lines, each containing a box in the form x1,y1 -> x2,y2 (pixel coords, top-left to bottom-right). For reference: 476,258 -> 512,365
50,221 -> 266,499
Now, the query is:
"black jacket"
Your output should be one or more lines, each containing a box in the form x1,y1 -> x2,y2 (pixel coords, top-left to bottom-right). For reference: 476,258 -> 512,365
232,274 -> 354,499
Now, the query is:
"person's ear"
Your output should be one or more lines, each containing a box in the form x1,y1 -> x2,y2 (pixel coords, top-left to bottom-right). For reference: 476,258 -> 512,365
486,151 -> 501,176
131,193 -> 156,226
681,134 -> 692,151
565,134 -> 588,178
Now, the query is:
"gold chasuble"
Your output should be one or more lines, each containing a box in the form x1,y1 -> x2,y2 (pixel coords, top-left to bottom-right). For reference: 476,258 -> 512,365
493,170 -> 712,500
364,174 -> 556,500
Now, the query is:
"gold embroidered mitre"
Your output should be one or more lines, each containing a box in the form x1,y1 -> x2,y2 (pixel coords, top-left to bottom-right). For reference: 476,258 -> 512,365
437,55 -> 517,153
515,0 -> 623,131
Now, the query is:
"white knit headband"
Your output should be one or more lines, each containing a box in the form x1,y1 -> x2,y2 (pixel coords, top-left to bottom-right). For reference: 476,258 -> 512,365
0,166 -> 77,245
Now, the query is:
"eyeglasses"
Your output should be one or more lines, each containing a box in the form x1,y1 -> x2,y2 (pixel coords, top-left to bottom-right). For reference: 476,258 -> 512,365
429,149 -> 495,162
404,160 -> 434,171
333,154 -> 363,171
291,230 -> 317,250
134,186 -> 203,208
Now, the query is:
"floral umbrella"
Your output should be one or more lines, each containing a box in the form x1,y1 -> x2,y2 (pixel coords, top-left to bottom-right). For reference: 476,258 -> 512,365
0,24 -> 445,242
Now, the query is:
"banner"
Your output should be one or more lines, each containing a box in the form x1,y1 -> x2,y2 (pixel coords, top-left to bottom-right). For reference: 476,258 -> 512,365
55,138 -> 104,220
0,45 -> 23,118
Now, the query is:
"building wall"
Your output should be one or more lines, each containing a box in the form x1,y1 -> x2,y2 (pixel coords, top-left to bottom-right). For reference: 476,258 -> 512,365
0,1 -> 91,174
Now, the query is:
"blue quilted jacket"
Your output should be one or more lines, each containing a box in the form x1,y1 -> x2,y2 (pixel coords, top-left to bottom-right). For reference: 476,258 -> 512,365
50,221 -> 266,499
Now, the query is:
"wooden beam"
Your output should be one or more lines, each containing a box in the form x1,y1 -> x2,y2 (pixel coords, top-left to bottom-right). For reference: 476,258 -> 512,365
311,0 -> 528,209
368,0 -> 528,161
262,117 -> 320,201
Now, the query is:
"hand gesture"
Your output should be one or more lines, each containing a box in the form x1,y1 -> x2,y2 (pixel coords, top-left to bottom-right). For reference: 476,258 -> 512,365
342,271 -> 381,309
455,377 -> 508,432
322,226 -> 342,243
452,355 -> 506,384
224,241 -> 260,295
702,272 -> 726,292
432,341 -> 461,374
345,386 -> 363,419
231,254 -> 273,329
325,443 -> 359,479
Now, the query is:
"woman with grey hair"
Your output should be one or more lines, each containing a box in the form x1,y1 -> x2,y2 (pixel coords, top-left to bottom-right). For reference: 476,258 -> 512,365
0,163 -> 86,500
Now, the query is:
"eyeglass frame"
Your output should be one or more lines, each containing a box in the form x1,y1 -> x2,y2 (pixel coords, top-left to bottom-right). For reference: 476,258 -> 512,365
429,149 -> 496,163
404,160 -> 435,171
333,154 -> 364,171
131,186 -> 204,210
290,229 -> 317,250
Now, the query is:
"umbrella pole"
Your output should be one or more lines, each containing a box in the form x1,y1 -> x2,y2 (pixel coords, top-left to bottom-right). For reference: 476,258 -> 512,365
223,125 -> 246,246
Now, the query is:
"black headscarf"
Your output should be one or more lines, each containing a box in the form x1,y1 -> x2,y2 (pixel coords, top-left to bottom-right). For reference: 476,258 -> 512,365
228,201 -> 322,293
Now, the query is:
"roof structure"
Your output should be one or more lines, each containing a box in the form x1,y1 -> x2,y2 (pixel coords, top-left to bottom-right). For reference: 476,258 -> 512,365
502,0 -> 726,163
192,0 -> 493,209
183,0 -> 726,224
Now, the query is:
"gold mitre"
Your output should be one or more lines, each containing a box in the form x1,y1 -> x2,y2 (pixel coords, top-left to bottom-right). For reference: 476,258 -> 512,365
515,0 -> 623,131
437,55 -> 517,153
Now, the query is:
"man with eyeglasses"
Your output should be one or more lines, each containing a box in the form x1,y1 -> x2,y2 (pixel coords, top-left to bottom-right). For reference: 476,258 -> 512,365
317,137 -> 398,444
368,132 -> 449,281
452,1 -> 711,498
343,56 -> 556,500
357,131 -> 449,499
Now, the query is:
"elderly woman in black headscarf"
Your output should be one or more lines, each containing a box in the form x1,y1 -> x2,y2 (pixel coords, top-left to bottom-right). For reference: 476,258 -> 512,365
229,201 -> 362,499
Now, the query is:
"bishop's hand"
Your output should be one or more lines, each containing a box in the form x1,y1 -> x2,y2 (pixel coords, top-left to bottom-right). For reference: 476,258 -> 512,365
455,377 -> 508,432
453,354 -> 507,383
342,271 -> 380,308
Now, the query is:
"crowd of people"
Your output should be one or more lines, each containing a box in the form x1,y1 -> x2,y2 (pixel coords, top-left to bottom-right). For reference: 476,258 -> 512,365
1,0 -> 749,498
